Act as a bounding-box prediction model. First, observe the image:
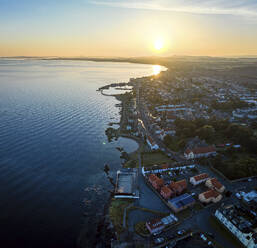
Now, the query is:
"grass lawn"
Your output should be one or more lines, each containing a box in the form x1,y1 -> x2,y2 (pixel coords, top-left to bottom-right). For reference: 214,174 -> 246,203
128,206 -> 168,217
209,216 -> 244,248
142,151 -> 173,167
108,198 -> 134,235
176,208 -> 191,220
134,221 -> 149,236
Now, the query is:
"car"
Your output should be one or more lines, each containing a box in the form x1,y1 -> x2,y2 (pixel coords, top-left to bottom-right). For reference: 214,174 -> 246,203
200,233 -> 207,241
154,237 -> 165,244
177,229 -> 186,235
208,241 -> 213,246
207,232 -> 215,238
169,234 -> 176,239
236,193 -> 241,199
153,230 -> 162,236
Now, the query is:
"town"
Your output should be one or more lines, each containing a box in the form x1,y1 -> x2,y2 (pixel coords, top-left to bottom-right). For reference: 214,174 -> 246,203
105,58 -> 257,248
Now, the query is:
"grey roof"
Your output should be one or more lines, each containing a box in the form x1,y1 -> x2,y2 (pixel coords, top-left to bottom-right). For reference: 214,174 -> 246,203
168,193 -> 195,209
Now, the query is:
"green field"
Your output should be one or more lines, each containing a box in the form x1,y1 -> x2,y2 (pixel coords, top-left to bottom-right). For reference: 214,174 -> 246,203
108,198 -> 134,235
142,151 -> 173,167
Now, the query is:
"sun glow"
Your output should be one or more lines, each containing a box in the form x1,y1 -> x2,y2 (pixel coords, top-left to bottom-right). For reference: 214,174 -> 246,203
154,39 -> 164,51
152,65 -> 162,75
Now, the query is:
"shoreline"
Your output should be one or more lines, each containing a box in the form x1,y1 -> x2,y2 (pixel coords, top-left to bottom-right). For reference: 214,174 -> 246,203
100,88 -> 142,156
92,78 -> 144,247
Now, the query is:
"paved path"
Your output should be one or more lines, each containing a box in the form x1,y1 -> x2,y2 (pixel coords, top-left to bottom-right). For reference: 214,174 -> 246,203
123,203 -> 134,228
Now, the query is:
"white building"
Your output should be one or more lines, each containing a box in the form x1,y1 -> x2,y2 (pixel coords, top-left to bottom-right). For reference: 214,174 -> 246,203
146,136 -> 159,150
184,146 -> 216,160
215,205 -> 257,248
190,173 -> 209,186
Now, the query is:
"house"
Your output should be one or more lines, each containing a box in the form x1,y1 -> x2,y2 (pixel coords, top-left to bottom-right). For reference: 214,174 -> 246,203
166,113 -> 176,122
146,136 -> 159,150
168,193 -> 195,213
215,205 -> 257,248
159,130 -> 166,140
169,179 -> 187,196
160,186 -> 174,199
148,174 -> 158,184
148,174 -> 164,191
146,214 -> 178,234
184,146 -> 216,160
205,178 -> 225,193
146,218 -> 165,234
198,189 -> 222,204
190,173 -> 209,186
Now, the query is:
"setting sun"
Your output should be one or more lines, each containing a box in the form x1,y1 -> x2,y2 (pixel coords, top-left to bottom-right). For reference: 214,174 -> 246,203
154,39 -> 164,51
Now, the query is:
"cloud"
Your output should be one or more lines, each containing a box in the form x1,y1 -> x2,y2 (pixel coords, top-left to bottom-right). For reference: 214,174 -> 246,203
89,0 -> 257,17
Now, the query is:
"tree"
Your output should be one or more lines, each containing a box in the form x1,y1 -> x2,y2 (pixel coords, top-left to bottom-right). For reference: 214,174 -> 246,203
196,125 -> 215,141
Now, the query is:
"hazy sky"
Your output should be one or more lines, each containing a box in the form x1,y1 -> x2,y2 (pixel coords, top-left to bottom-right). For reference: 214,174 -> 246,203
1,0 -> 257,57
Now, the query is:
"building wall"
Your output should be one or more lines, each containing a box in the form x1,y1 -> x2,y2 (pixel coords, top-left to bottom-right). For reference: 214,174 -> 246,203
168,201 -> 194,213
190,177 -> 208,186
145,222 -> 164,234
198,194 -> 222,204
205,180 -> 225,193
185,151 -> 216,160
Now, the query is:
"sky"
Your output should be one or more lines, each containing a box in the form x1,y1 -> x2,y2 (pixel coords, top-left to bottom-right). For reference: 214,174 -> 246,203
1,0 -> 257,57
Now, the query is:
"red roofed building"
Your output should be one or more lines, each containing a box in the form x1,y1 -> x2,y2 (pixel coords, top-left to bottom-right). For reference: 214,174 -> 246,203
146,218 -> 165,234
160,186 -> 174,199
148,174 -> 158,185
161,163 -> 169,169
152,178 -> 164,191
169,179 -> 187,196
205,178 -> 225,193
190,173 -> 209,186
184,146 -> 216,160
166,113 -> 176,122
199,189 -> 222,204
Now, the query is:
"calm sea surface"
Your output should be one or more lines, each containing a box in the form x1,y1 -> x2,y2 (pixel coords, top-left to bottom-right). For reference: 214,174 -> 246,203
0,59 -> 160,248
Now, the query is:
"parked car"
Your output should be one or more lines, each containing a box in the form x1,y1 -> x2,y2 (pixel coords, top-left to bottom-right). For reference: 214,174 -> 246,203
154,237 -> 165,244
153,230 -> 162,236
207,232 -> 215,238
177,229 -> 186,235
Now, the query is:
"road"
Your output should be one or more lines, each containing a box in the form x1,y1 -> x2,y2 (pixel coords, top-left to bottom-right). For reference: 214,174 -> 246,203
135,85 -> 184,162
134,84 -> 256,248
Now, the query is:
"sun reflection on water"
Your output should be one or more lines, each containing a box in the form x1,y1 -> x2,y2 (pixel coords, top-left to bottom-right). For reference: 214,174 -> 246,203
152,65 -> 162,75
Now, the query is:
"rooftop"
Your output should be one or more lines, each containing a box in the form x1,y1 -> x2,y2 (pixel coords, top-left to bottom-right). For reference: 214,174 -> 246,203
218,204 -> 257,234
202,189 -> 220,199
193,173 -> 209,181
208,178 -> 223,189
168,193 -> 195,209
185,146 -> 216,155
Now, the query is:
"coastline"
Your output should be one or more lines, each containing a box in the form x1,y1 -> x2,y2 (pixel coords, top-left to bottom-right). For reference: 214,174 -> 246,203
92,79 -> 144,247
